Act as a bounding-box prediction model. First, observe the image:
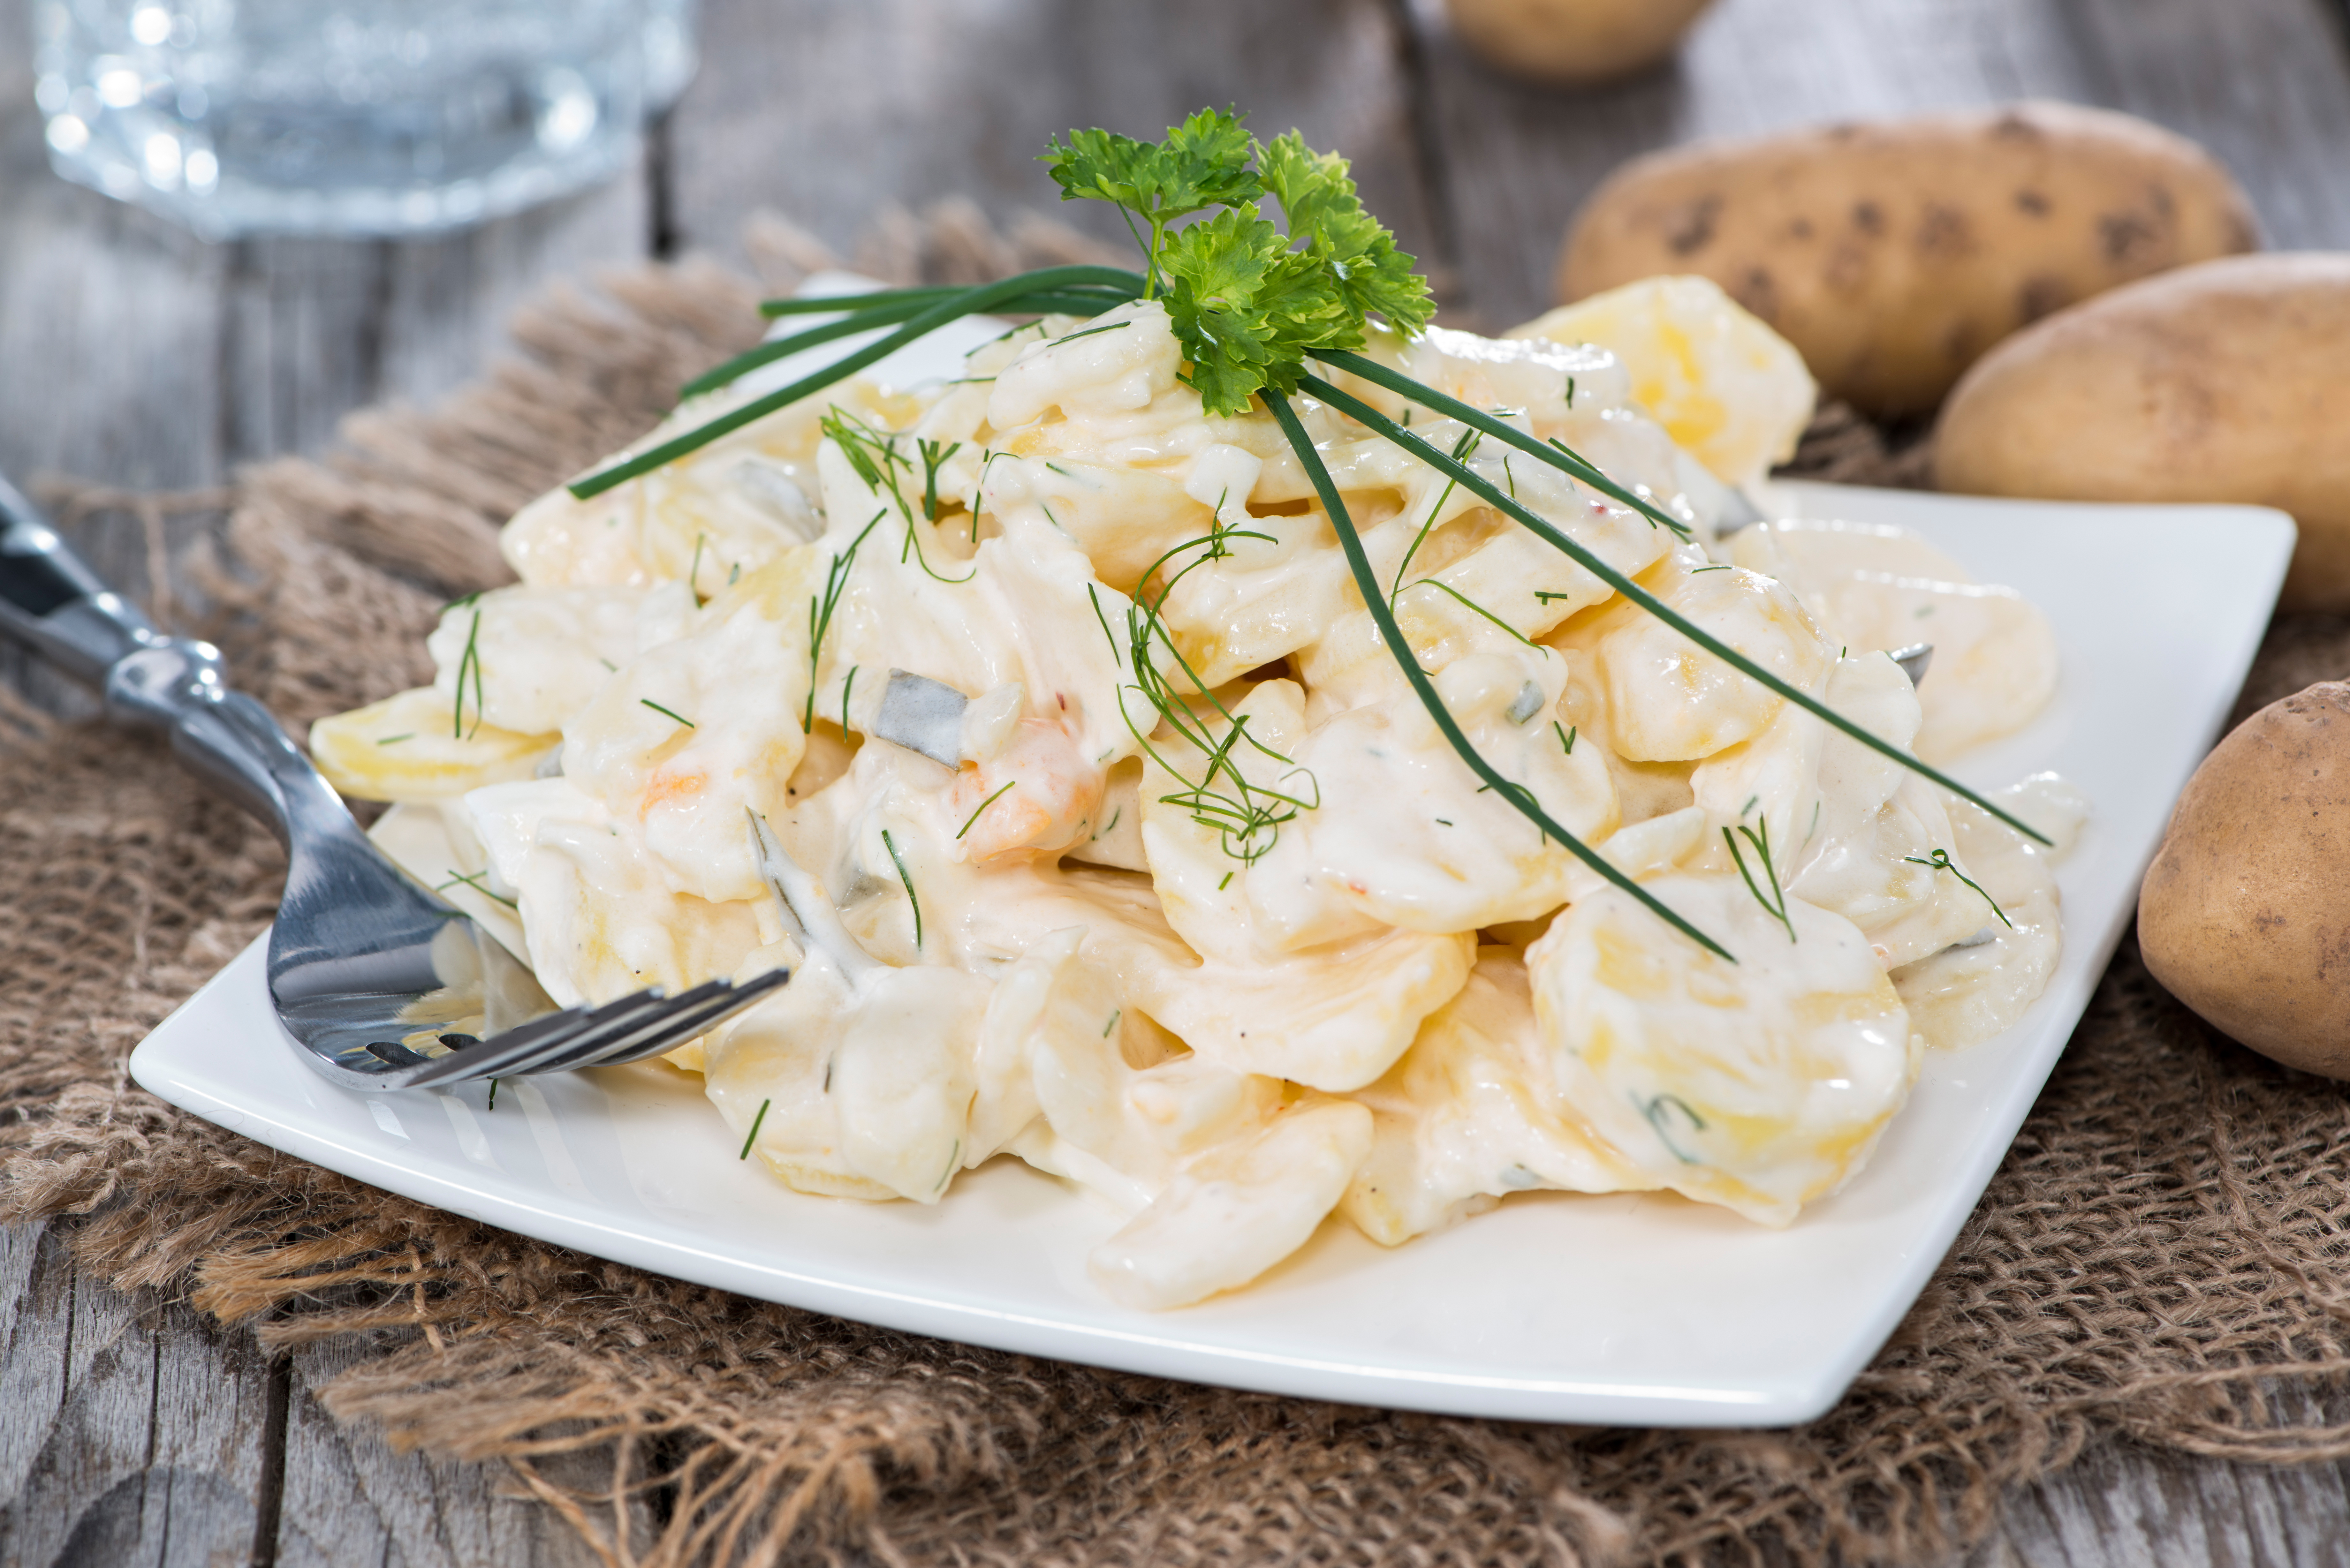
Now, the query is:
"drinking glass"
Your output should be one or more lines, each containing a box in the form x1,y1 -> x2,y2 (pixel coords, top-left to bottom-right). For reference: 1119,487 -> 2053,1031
32,0 -> 690,238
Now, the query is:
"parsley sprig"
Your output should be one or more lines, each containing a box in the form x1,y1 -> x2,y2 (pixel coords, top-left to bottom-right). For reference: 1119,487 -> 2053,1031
1040,107 -> 1261,296
1043,112 -> 1433,413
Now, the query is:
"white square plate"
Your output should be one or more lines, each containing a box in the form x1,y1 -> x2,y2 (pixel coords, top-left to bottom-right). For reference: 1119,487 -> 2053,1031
127,483 -> 2293,1427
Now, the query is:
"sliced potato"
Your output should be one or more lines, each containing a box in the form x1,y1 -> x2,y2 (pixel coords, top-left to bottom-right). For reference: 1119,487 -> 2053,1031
1510,274 -> 1815,487
310,685 -> 554,803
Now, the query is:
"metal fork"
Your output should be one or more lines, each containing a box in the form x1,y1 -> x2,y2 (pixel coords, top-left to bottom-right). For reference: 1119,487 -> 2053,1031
0,471 -> 787,1090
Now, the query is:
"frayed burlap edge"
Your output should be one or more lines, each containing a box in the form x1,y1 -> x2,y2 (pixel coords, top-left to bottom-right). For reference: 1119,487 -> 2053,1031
9,205 -> 2350,1568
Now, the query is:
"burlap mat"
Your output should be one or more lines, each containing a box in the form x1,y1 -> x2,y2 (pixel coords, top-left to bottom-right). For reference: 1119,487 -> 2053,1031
8,209 -> 2350,1568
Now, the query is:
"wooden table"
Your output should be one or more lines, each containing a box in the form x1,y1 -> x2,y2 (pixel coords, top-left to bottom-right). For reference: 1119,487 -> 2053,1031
7,1 -> 2350,1561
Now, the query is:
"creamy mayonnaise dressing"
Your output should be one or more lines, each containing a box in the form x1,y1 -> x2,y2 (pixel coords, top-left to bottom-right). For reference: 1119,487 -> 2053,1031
316,282 -> 2081,1310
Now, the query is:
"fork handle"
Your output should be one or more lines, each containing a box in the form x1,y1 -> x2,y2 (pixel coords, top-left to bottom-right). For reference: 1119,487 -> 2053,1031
0,471 -> 337,845
0,469 -> 163,681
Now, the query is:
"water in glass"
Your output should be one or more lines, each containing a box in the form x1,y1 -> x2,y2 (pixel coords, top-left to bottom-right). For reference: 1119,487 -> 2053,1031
33,0 -> 661,238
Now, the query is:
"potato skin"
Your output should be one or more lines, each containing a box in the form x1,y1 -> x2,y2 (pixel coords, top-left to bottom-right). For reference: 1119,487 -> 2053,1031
1935,253 -> 2350,612
2140,682 -> 2350,1079
1559,102 -> 2257,416
1446,0 -> 1713,85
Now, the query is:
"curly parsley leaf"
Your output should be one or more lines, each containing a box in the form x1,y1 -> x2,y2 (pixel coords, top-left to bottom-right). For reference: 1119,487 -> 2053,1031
1256,132 -> 1434,335
1037,111 -> 1434,413
1159,208 -> 1354,414
1038,108 -> 1259,291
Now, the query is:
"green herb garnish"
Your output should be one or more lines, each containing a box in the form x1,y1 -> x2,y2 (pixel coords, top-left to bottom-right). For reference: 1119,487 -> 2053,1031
1038,111 -> 1431,414
577,265 -> 1137,498
757,283 -> 964,319
1050,321 -> 1131,347
1397,577 -> 1539,649
1298,372 -> 2049,849
1643,1093 -> 1706,1164
1903,847 -> 2014,929
882,828 -> 922,948
1390,427 -> 1481,607
1724,820 -> 1796,945
804,511 -> 885,731
957,780 -> 1017,840
641,699 -> 695,728
1039,107 -> 1262,294
691,282 -> 1134,402
740,1098 -> 770,1159
1104,530 -> 1321,865
1323,356 -> 1694,539
968,450 -> 1000,543
434,868 -> 518,909
1265,389 -> 1728,961
451,610 -> 486,740
823,409 -> 975,585
917,438 -> 962,523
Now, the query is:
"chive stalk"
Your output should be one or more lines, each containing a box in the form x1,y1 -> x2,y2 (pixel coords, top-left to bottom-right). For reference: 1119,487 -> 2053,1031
1264,390 -> 1733,962
572,265 -> 1147,499
1298,373 -> 2051,848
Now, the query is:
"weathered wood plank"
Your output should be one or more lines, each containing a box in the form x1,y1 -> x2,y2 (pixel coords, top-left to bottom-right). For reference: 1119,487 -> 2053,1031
372,179 -> 652,412
1967,1423 -> 2350,1568
0,1221 -> 68,1519
221,180 -> 650,467
271,1337 -> 620,1568
1406,0 -> 2350,328
0,38 -> 227,503
0,1221 -> 278,1568
2056,0 -> 2350,250
0,1218 -> 625,1568
665,0 -> 1442,283
0,11 -> 231,714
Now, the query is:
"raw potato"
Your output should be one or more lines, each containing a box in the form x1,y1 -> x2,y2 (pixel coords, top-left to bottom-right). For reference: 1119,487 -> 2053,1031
2140,682 -> 2350,1080
1935,253 -> 2350,612
1559,102 -> 2258,416
1445,0 -> 1714,85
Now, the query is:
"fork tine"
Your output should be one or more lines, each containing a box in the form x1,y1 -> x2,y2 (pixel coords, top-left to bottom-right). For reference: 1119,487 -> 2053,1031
416,988 -> 684,1084
406,991 -> 699,1088
522,975 -> 780,1075
484,986 -> 715,1076
565,976 -> 792,1069
404,969 -> 788,1088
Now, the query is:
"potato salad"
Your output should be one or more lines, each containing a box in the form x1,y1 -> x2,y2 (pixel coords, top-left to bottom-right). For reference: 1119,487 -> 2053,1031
315,275 -> 2084,1311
